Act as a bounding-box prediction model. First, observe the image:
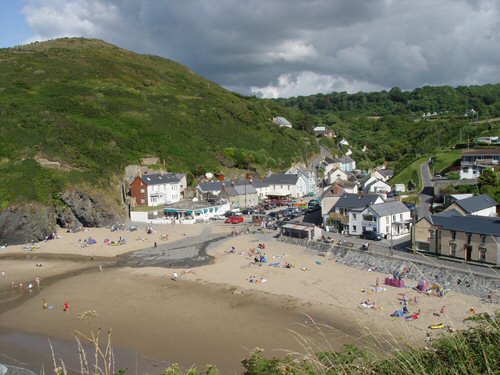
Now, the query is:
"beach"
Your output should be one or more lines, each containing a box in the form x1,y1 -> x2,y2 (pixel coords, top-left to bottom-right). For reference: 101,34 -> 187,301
0,222 -> 497,374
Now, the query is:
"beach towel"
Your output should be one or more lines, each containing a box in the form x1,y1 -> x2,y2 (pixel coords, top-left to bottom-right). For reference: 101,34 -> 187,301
268,262 -> 280,267
315,260 -> 322,265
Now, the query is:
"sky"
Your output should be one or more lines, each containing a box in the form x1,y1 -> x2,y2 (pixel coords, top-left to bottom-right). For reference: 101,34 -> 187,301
1,0 -> 499,98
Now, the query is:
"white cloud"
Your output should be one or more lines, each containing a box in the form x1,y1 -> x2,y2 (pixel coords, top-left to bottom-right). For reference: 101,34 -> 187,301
18,0 -> 500,96
250,71 -> 385,98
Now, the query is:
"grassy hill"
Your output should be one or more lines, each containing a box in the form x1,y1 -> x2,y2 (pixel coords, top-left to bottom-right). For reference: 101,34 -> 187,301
0,38 -> 315,208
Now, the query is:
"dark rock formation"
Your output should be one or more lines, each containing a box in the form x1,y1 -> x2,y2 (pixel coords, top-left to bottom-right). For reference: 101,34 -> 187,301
54,204 -> 82,230
60,189 -> 123,227
0,204 -> 57,245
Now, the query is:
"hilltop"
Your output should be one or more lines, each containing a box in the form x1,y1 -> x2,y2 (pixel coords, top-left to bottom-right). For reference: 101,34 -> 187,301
0,38 -> 315,242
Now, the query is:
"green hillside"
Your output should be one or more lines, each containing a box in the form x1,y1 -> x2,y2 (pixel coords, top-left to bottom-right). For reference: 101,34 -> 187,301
277,85 -> 500,173
0,38 -> 314,208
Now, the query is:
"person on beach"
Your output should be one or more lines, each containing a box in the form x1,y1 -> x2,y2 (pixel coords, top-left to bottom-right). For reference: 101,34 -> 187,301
64,301 -> 69,313
375,277 -> 380,287
440,305 -> 445,314
43,299 -> 48,309
35,276 -> 41,287
487,290 -> 493,303
154,241 -> 157,248
99,265 -> 103,272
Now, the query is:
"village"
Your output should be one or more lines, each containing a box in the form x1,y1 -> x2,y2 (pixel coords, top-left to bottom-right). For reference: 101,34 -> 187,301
124,119 -> 500,268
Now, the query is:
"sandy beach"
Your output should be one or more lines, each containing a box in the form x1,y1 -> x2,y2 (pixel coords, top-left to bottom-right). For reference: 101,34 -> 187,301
0,222 -> 497,374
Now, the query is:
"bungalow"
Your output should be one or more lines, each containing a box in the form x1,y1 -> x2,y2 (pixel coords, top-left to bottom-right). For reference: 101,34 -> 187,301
361,175 -> 391,194
372,169 -> 394,183
350,200 -> 412,238
130,173 -> 182,206
328,193 -> 384,234
443,194 -> 498,217
272,117 -> 292,128
263,173 -> 307,198
414,211 -> 500,265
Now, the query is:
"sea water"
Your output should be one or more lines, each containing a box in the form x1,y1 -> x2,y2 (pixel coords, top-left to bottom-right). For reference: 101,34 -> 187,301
0,363 -> 37,375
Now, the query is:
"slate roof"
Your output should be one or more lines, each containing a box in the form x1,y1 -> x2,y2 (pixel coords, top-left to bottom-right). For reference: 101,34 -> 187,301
264,174 -> 299,185
332,193 -> 381,211
429,212 -> 500,236
368,200 -> 409,217
378,169 -> 394,178
141,173 -> 180,185
452,194 -> 497,213
461,149 -> 500,156
251,179 -> 270,188
198,180 -> 258,195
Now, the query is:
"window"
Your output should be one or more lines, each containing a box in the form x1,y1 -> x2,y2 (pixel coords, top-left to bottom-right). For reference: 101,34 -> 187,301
141,189 -> 145,193
353,225 -> 357,232
352,213 -> 357,219
479,247 -> 487,261
386,225 -> 389,233
450,243 -> 456,256
451,231 -> 456,240
481,235 -> 486,244
392,215 -> 396,221
140,198 -> 145,204
428,230 -> 434,239
400,214 -> 403,221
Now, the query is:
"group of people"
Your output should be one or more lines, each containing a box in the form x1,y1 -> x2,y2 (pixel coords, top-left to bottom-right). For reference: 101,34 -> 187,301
10,274 -> 42,291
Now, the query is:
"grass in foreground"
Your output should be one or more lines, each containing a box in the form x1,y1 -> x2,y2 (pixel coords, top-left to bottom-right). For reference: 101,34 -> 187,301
50,311 -> 499,375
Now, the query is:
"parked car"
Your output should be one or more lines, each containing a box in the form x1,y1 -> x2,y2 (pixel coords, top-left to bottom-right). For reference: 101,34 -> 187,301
361,231 -> 384,241
224,216 -> 244,224
242,208 -> 255,215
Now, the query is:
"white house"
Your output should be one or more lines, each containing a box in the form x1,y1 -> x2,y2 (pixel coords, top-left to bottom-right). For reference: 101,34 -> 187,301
443,194 -> 498,217
130,173 -> 182,206
372,169 -> 394,183
328,193 -> 384,233
286,166 -> 317,196
272,117 -> 292,128
349,200 -> 412,238
252,179 -> 271,200
326,167 -> 348,184
361,175 -> 391,194
264,173 -> 307,198
340,139 -> 349,146
460,149 -> 500,179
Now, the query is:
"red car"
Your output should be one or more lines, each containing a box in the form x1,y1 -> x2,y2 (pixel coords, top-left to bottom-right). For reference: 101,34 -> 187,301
225,216 -> 244,224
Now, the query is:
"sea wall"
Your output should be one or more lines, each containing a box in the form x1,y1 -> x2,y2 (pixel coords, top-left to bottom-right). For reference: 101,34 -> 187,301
279,236 -> 499,298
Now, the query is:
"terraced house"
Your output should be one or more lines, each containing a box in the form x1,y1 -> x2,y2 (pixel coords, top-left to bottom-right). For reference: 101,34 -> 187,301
414,211 -> 500,265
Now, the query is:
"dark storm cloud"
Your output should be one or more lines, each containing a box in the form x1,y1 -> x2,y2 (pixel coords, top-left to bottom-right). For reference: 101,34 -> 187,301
22,0 -> 500,97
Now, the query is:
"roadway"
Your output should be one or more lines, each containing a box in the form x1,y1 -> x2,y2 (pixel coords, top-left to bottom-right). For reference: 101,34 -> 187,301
417,160 -> 433,220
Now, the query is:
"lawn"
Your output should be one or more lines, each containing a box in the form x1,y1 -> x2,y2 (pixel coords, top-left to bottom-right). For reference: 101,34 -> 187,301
391,156 -> 428,193
432,149 -> 462,174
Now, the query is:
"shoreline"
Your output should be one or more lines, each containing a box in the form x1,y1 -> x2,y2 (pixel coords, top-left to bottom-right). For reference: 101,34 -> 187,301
0,223 -> 497,373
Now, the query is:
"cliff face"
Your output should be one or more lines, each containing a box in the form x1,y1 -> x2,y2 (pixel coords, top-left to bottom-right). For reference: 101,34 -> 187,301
0,204 -> 57,245
0,189 -> 125,246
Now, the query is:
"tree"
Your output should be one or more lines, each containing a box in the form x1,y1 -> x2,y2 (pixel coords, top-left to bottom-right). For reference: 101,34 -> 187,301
478,168 -> 497,188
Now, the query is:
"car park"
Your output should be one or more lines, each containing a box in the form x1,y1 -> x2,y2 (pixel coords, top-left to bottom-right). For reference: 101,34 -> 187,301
361,231 -> 384,241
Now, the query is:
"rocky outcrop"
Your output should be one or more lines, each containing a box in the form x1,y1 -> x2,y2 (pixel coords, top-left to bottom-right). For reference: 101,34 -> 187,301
0,190 -> 124,246
54,204 -> 82,230
0,204 -> 57,245
60,189 -> 123,227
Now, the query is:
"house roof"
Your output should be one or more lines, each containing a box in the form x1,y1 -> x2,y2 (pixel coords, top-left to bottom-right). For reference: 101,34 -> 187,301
273,117 -> 292,126
378,169 -> 394,178
429,212 -> 500,236
365,179 -> 390,190
368,200 -> 409,217
461,149 -> 500,156
141,173 -> 180,185
198,180 -> 258,194
332,193 -> 382,211
451,194 -> 498,213
251,179 -> 269,188
264,174 -> 299,185
313,126 -> 326,132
